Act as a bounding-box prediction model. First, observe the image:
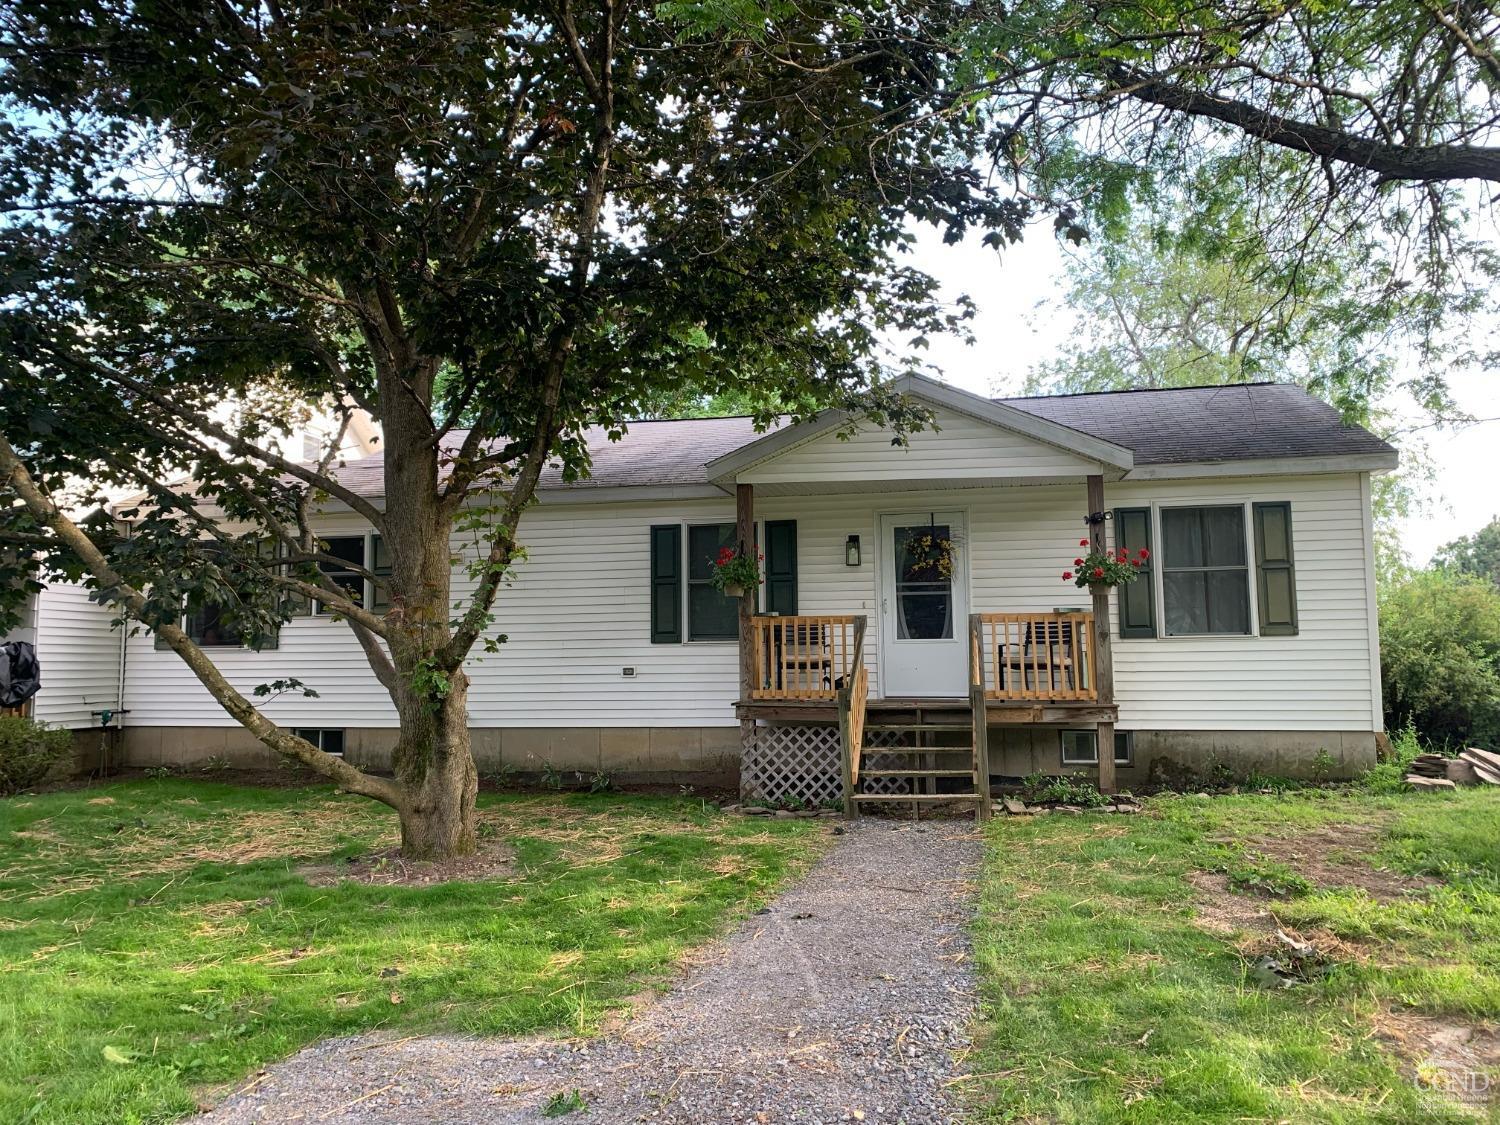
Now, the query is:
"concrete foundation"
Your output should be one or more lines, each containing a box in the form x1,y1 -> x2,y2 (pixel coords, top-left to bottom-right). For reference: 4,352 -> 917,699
114,723 -> 1376,788
986,726 -> 1379,783
118,725 -> 741,787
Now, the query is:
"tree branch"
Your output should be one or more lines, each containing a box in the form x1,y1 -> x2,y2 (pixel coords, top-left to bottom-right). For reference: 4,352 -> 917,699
1113,67 -> 1500,183
0,434 -> 404,808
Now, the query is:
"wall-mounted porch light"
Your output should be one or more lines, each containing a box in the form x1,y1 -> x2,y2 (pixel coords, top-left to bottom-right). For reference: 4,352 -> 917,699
845,534 -> 862,567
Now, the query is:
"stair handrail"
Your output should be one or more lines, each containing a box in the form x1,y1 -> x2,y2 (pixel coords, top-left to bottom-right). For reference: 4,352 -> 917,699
836,615 -> 868,818
968,614 -> 992,821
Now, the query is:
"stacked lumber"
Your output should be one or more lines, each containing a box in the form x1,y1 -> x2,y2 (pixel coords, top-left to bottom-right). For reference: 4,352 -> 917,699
1405,748 -> 1500,790
1460,747 -> 1500,785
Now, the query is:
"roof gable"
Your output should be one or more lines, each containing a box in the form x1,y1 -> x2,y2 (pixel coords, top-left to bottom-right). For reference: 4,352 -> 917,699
706,374 -> 1134,489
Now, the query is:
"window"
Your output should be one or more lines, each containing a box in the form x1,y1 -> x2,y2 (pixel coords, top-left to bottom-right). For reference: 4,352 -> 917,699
686,523 -> 739,641
1060,729 -> 1132,767
651,522 -> 790,644
1160,506 -> 1250,635
316,536 -> 367,613
294,728 -> 345,757
156,544 -> 277,650
370,535 -> 392,612
186,602 -> 243,648
893,523 -> 954,640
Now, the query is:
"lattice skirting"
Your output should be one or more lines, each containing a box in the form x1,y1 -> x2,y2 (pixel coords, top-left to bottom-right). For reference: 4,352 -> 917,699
741,723 -> 912,805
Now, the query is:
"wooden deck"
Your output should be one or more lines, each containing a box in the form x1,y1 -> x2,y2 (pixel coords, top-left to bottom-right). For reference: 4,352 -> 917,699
736,695 -> 1118,725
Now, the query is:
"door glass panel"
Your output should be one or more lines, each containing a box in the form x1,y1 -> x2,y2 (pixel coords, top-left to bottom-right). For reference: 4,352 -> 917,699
894,524 -> 953,640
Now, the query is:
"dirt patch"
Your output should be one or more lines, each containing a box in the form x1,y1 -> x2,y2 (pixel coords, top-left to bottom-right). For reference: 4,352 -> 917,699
1236,926 -> 1368,965
296,837 -> 515,888
1243,823 -> 1440,901
1373,1008 -> 1500,1115
1187,871 -> 1278,936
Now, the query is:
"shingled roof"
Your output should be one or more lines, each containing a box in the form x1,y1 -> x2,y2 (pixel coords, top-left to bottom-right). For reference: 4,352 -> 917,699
319,380 -> 1394,498
997,382 -> 1395,466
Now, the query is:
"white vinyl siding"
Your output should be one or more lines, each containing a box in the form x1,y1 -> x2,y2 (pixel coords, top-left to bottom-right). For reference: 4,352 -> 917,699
24,583 -> 122,728
114,473 -> 1378,734
1106,476 -> 1375,731
738,404 -> 1105,489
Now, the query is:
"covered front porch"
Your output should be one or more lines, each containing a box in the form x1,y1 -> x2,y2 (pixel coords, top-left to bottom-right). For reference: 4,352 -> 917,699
722,487 -> 1126,815
704,378 -> 1138,815
732,609 -> 1120,818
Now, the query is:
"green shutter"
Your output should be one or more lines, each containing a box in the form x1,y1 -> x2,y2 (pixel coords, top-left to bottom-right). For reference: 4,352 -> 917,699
649,524 -> 682,643
1114,507 -> 1156,638
764,520 -> 797,616
1253,502 -> 1298,636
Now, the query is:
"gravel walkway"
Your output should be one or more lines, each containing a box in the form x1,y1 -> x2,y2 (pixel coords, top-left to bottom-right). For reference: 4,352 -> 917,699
203,818 -> 984,1124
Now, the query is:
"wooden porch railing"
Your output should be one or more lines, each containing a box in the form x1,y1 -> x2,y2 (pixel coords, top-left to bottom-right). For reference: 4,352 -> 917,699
750,614 -> 864,701
970,611 -> 1098,702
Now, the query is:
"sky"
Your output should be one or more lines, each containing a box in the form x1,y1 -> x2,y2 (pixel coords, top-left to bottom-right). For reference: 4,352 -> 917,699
902,222 -> 1500,567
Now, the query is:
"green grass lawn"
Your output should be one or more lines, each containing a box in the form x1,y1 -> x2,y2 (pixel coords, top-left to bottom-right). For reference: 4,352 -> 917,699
0,779 -> 828,1124
969,788 -> 1500,1123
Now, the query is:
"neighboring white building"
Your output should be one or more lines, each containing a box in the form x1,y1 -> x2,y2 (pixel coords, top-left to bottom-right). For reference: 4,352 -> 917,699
15,377 -> 1396,798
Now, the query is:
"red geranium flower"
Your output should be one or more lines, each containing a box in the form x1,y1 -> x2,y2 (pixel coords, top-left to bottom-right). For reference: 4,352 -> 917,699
1138,548 -> 1150,560
1062,571 -> 1073,581
1073,557 -> 1084,566
1079,538 -> 1090,547
1091,566 -> 1105,578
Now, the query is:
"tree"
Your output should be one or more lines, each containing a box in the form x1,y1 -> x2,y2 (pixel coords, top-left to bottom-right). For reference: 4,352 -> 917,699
960,0 -> 1500,413
1434,518 -> 1500,586
1380,569 -> 1500,748
1023,212 -> 1409,421
0,1 -> 1022,858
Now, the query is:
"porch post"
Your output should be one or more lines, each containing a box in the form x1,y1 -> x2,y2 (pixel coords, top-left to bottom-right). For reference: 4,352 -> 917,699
736,483 -> 756,759
1086,473 -> 1118,794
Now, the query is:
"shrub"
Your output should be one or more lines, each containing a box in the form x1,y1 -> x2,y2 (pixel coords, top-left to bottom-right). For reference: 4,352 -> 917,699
0,716 -> 73,795
1019,772 -> 1109,807
1361,721 -> 1425,794
1380,570 -> 1500,748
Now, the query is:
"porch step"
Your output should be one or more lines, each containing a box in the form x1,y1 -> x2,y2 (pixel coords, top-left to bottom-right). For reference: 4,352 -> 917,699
860,768 -> 975,779
864,750 -> 966,759
865,723 -> 971,733
851,792 -> 980,803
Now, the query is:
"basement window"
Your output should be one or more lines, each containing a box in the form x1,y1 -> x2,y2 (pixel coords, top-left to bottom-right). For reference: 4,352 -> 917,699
294,728 -> 345,757
1060,729 -> 1133,767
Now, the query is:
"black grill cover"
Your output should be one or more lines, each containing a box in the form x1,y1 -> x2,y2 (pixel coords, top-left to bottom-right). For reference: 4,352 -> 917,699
0,641 -> 41,708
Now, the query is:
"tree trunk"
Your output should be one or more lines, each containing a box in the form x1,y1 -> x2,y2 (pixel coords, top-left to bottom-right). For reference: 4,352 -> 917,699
392,669 -> 479,859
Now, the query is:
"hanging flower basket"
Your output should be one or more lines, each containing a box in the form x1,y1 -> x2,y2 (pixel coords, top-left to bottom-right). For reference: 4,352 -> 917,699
1063,539 -> 1148,592
710,545 -> 762,597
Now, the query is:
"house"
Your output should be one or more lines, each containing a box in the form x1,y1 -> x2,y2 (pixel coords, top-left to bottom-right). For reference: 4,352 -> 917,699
10,376 -> 1396,809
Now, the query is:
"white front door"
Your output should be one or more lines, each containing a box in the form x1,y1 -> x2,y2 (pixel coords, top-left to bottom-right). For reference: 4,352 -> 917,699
879,511 -> 969,697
